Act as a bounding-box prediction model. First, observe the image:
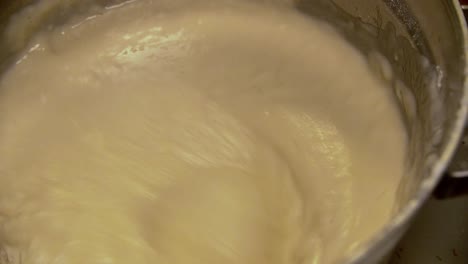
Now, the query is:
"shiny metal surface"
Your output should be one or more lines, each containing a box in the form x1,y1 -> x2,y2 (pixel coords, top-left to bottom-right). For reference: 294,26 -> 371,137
0,0 -> 467,263
324,0 -> 468,263
294,0 -> 468,262
392,129 -> 468,264
435,125 -> 468,198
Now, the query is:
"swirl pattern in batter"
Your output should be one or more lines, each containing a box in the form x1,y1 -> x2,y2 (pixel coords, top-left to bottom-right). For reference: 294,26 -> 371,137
0,1 -> 407,264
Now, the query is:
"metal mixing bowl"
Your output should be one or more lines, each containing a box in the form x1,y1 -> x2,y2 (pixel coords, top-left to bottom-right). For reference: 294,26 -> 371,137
0,1 -> 466,263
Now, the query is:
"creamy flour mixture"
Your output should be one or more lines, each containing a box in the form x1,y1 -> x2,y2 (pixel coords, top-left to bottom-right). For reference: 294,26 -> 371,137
0,1 -> 407,264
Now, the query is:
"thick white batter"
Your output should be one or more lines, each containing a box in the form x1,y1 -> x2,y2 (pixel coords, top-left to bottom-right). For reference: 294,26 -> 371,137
0,1 -> 407,264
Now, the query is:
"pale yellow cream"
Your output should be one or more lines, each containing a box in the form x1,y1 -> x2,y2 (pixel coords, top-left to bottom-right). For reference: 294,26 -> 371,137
0,1 -> 407,264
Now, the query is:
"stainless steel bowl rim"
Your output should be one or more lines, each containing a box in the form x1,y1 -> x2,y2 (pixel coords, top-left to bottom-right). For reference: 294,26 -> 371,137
347,1 -> 468,262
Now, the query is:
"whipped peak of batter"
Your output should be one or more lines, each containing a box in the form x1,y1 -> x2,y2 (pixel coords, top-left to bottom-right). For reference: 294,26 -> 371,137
0,1 -> 407,264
